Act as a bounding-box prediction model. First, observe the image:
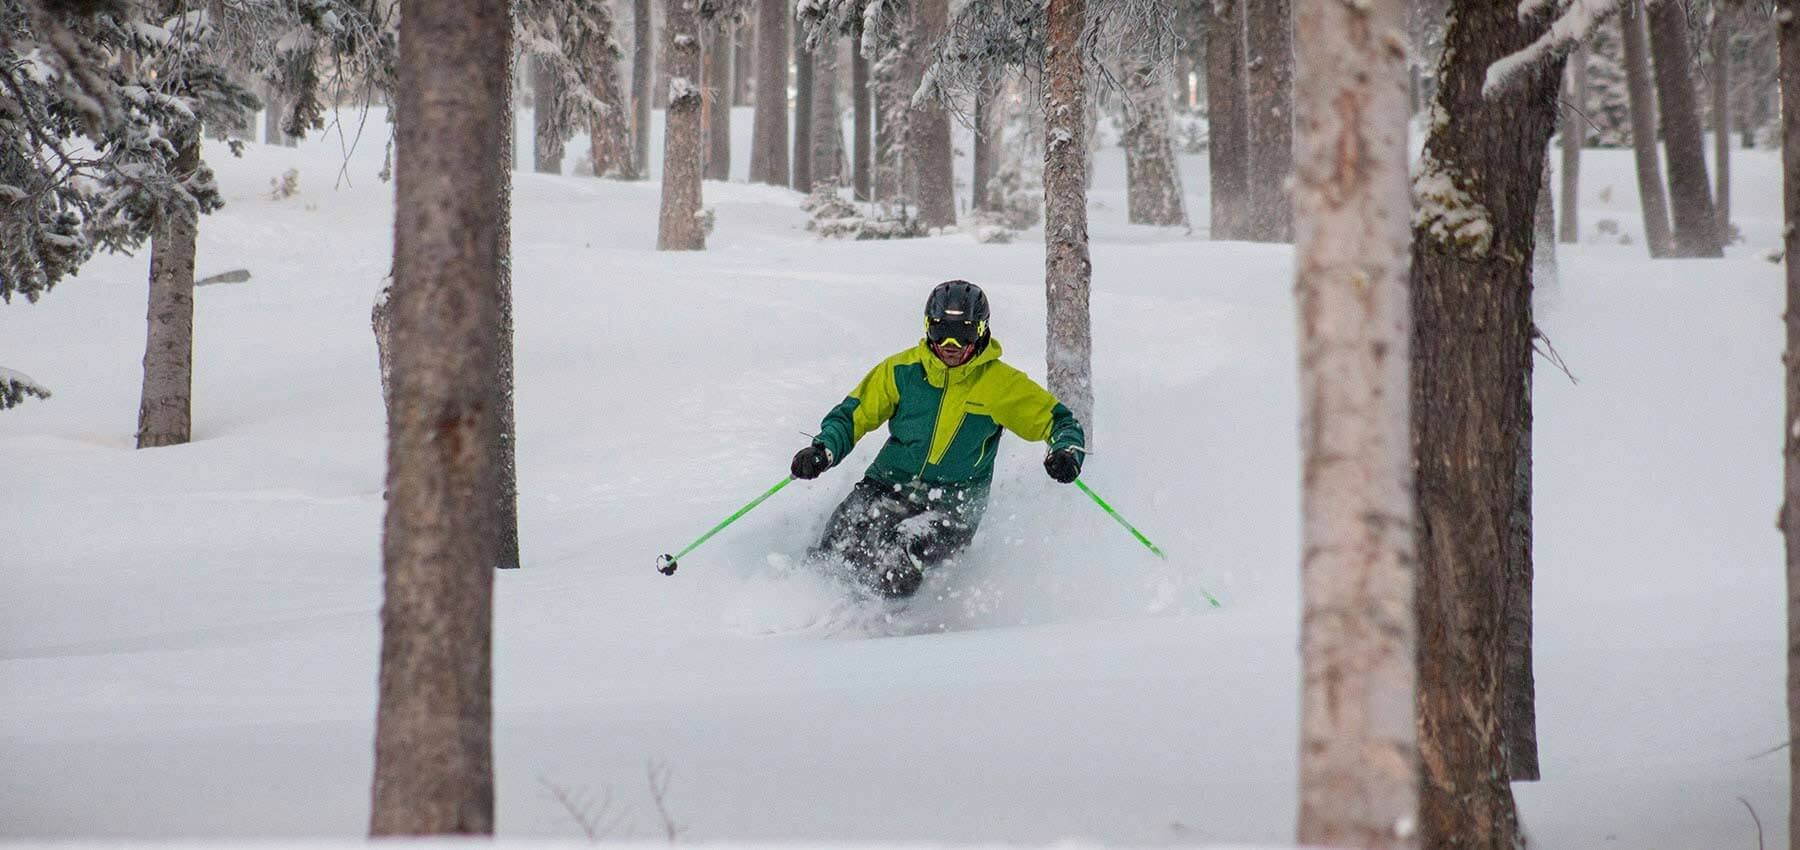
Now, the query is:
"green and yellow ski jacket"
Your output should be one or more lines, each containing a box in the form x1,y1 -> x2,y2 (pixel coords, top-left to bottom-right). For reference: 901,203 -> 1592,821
814,337 -> 1085,495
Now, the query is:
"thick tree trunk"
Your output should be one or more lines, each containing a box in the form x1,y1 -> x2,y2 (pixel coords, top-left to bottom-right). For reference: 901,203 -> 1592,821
1044,0 -> 1091,437
658,0 -> 706,249
1646,0 -> 1722,257
1508,155 -> 1550,784
1121,59 -> 1186,227
136,136 -> 200,450
1291,0 -> 1418,839
1244,0 -> 1293,242
1559,43 -> 1585,243
370,0 -> 504,831
1410,0 -> 1564,844
633,0 -> 653,177
852,19 -> 872,201
1620,4 -> 1674,257
793,29 -> 814,191
972,80 -> 996,211
1711,15 -> 1730,240
810,36 -> 844,185
734,19 -> 753,105
589,38 -> 636,180
1780,5 -> 1800,850
748,0 -> 789,185
532,56 -> 564,174
706,19 -> 732,181
905,0 -> 955,227
1206,0 -> 1250,240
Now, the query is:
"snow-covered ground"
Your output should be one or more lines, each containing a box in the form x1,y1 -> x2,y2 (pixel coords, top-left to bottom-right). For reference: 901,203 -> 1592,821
0,106 -> 1786,849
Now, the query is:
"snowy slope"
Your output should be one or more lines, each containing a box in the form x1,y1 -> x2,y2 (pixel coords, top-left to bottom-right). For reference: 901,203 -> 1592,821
0,108 -> 1786,849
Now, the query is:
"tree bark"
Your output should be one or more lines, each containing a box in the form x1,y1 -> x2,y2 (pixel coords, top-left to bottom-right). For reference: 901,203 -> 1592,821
810,35 -> 844,185
1711,13 -> 1730,240
1411,0 -> 1564,844
1292,0 -> 1418,839
1044,0 -> 1091,438
370,0 -> 504,831
793,28 -> 814,190
1559,43 -> 1585,243
1620,4 -> 1674,257
136,135 -> 200,450
1646,0 -> 1722,257
1244,0 -> 1293,242
633,0 -> 653,177
734,18 -> 753,105
495,32 -> 520,571
908,0 -> 955,227
852,18 -> 872,200
1780,4 -> 1800,849
532,56 -> 564,174
748,0 -> 789,185
1121,58 -> 1186,227
658,0 -> 706,249
1206,0 -> 1250,240
705,18 -> 732,181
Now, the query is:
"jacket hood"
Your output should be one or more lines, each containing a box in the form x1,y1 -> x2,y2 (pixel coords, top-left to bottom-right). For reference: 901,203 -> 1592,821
917,336 -> 1003,387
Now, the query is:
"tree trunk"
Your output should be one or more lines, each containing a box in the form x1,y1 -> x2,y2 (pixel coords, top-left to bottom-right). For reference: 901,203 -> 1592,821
370,0 -> 504,831
1781,3 -> 1800,847
1508,154 -> 1550,784
748,0 -> 790,185
793,29 -> 814,191
533,56 -> 564,174
658,0 -> 706,249
874,73 -> 901,200
852,18 -> 872,201
1411,0 -> 1564,844
589,28 -> 637,180
1291,0 -> 1418,839
908,0 -> 955,227
654,1 -> 670,108
1711,14 -> 1730,240
1646,0 -> 1722,257
706,19 -> 732,181
1206,0 -> 1250,240
495,34 -> 520,572
972,79 -> 996,211
810,35 -> 844,185
734,19 -> 753,105
136,135 -> 200,450
1244,0 -> 1293,242
1044,0 -> 1091,438
1121,59 -> 1186,227
1620,4 -> 1674,257
633,0 -> 653,178
1559,43 -> 1585,243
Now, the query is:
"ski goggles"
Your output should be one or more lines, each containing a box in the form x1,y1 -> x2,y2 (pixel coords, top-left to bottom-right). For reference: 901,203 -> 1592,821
926,317 -> 986,349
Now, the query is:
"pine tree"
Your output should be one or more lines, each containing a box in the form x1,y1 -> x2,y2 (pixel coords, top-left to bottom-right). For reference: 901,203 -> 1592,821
1205,0 -> 1250,240
532,56 -> 565,173
1709,8 -> 1728,238
519,0 -> 635,179
1119,57 -> 1184,227
1291,0 -> 1418,838
748,0 -> 789,184
851,16 -> 873,199
370,0 -> 505,828
658,0 -> 707,249
1620,3 -> 1675,256
907,0 -> 954,227
1244,0 -> 1293,242
1781,5 -> 1800,848
1044,0 -> 1092,433
705,15 -> 733,180
634,0 -> 654,176
1645,0 -> 1722,257
1559,43 -> 1585,243
793,24 -> 815,190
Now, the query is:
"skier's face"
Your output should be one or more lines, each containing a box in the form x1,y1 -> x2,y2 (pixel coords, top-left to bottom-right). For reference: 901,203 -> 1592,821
932,339 -> 977,367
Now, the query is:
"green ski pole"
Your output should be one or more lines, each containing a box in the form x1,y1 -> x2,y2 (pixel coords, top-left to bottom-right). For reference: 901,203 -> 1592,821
1074,478 -> 1221,608
657,476 -> 794,575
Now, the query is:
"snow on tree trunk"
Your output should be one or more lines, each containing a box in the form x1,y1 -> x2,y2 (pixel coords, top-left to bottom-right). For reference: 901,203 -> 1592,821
811,35 -> 844,186
1291,0 -> 1418,839
1206,0 -> 1250,241
1412,0 -> 1565,844
1620,4 -> 1673,257
1710,13 -> 1730,239
852,17 -> 873,201
1244,0 -> 1293,242
658,0 -> 706,250
748,0 -> 790,185
1043,0 -> 1091,438
533,56 -> 564,174
1559,43 -> 1584,244
1121,58 -> 1185,227
705,19 -> 732,181
1781,5 -> 1800,848
136,135 -> 200,450
633,0 -> 654,178
370,0 -> 504,831
1646,0 -> 1722,258
793,30 -> 815,191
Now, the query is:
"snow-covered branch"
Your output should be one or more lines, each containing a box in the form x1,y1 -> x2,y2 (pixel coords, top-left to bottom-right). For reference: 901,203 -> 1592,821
1483,0 -> 1623,98
0,366 -> 51,410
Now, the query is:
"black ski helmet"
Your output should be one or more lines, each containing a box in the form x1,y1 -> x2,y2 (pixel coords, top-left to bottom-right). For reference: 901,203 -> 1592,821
924,280 -> 990,349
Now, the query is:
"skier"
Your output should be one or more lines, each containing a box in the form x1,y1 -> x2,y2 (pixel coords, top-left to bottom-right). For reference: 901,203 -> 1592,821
789,280 -> 1087,598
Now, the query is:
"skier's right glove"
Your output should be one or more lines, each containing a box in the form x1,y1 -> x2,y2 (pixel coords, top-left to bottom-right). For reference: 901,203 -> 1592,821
790,443 -> 834,480
1044,447 -> 1082,484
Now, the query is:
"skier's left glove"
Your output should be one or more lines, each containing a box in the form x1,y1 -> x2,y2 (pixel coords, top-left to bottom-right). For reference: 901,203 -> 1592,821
791,443 -> 834,480
1044,447 -> 1082,484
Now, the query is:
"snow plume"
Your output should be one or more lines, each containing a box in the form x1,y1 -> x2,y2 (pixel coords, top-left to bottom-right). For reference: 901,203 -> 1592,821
1412,157 -> 1494,256
1483,0 -> 1622,98
0,367 -> 51,410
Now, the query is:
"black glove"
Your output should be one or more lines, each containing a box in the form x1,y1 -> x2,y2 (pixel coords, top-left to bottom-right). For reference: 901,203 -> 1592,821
1044,447 -> 1082,484
790,443 -> 833,480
